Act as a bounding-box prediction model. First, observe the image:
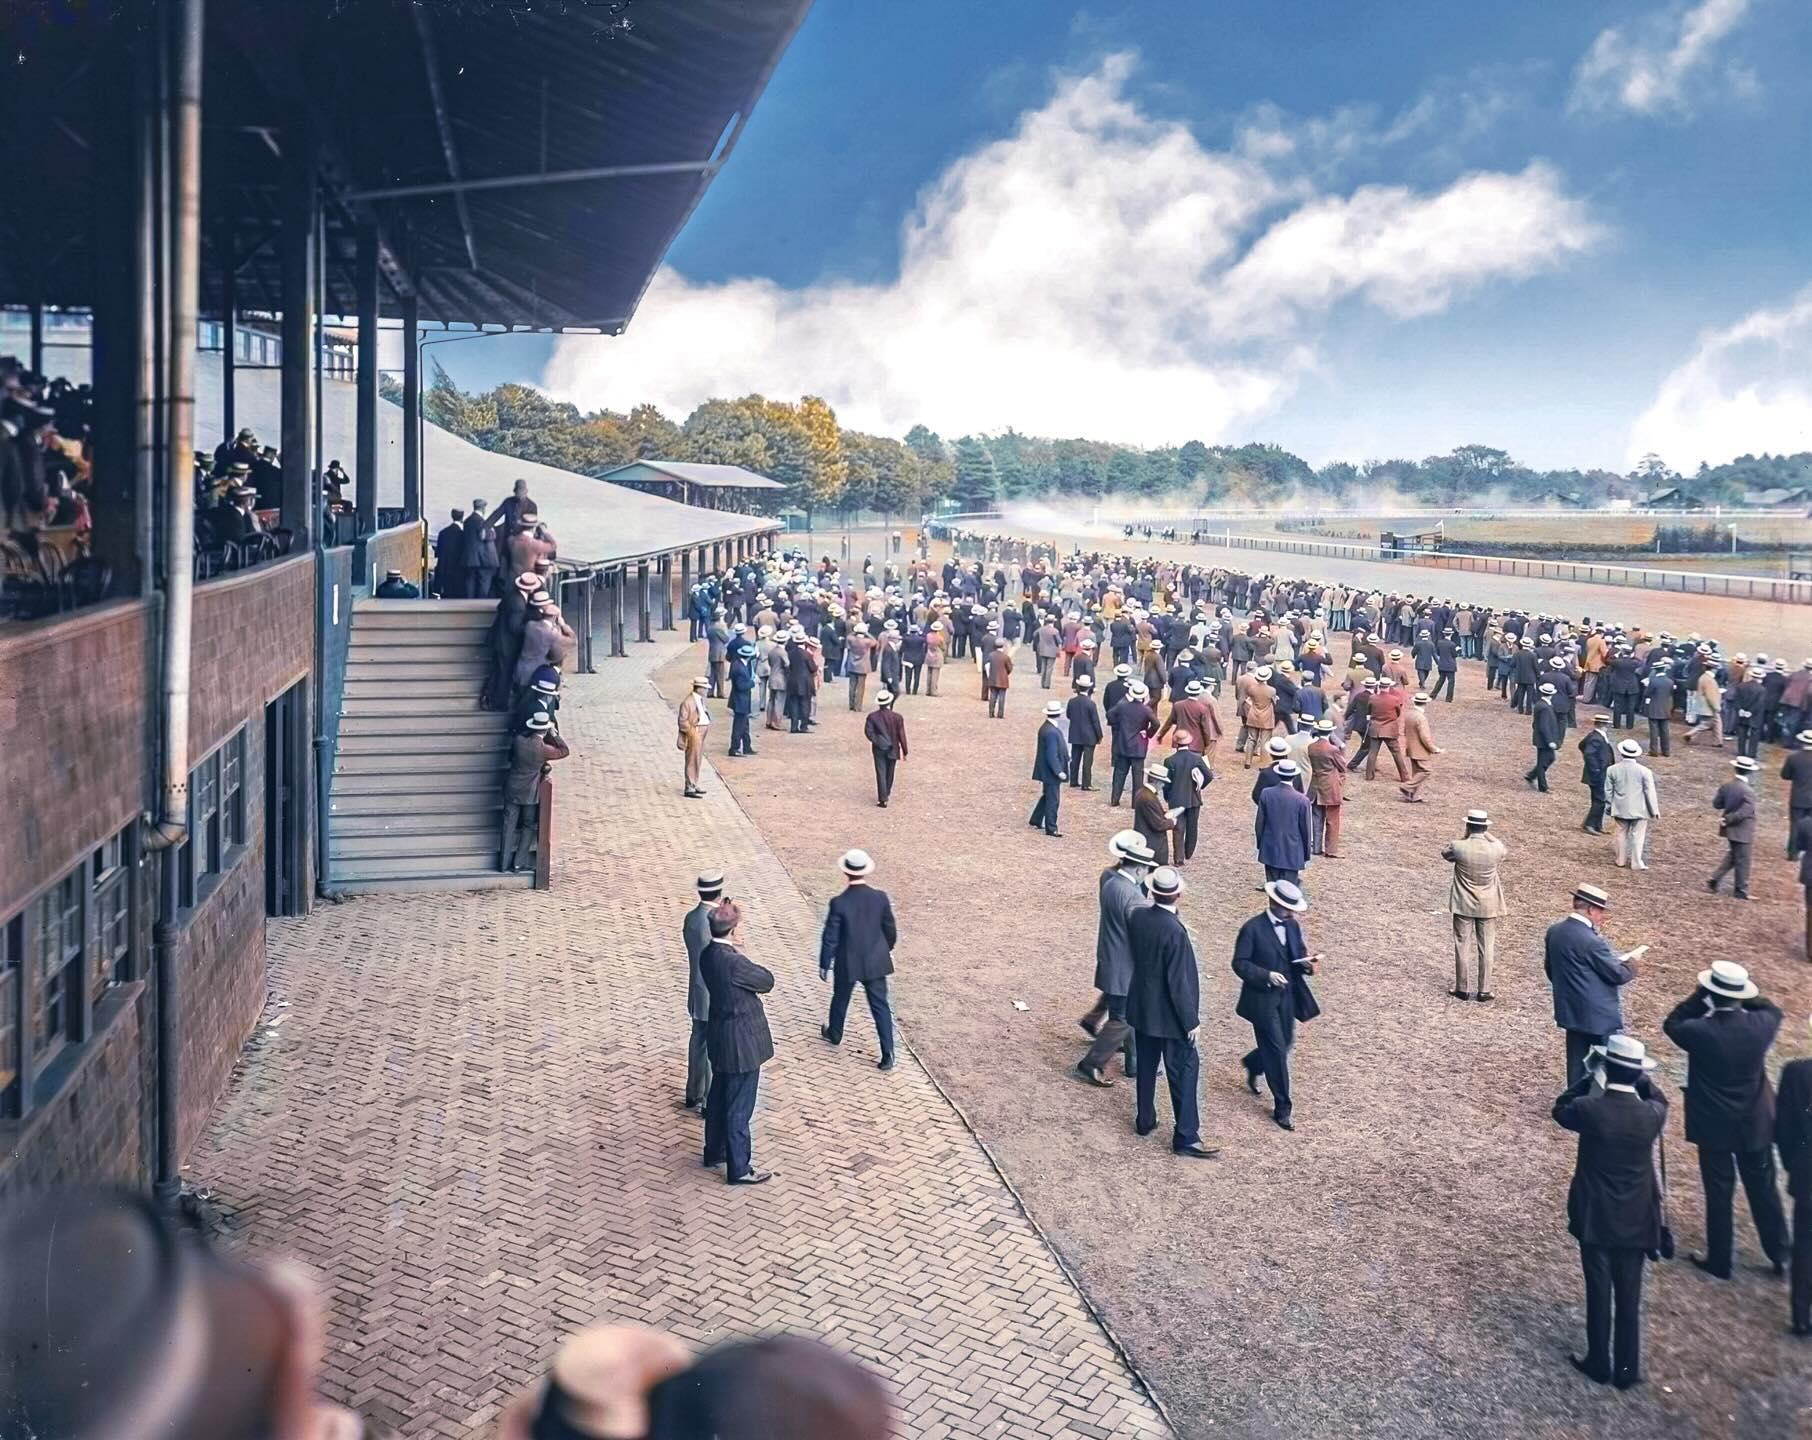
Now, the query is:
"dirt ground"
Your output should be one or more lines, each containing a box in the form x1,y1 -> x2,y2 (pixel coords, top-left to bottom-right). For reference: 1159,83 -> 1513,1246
653,594 -> 1812,1438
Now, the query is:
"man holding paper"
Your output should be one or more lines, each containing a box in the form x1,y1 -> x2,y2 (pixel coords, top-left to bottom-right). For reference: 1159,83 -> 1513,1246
1544,882 -> 1645,1086
1232,880 -> 1321,1132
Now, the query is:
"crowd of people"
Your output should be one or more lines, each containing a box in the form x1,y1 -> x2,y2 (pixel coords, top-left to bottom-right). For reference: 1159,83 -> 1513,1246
2,357 -> 94,542
670,530 -> 1812,1395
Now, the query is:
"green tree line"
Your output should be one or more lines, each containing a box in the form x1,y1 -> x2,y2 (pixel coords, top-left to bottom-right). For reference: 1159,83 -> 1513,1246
407,364 -> 1812,513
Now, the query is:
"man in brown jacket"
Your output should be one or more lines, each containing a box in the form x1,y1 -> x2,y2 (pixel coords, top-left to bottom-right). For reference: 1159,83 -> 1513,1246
1305,716 -> 1348,858
1443,809 -> 1507,1000
845,623 -> 877,711
986,638 -> 1015,718
1358,680 -> 1411,782
1134,762 -> 1180,865
1157,678 -> 1222,766
502,712 -> 570,871
1400,692 -> 1442,802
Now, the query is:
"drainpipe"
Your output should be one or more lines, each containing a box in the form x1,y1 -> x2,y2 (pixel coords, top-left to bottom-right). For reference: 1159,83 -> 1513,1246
142,0 -> 203,1209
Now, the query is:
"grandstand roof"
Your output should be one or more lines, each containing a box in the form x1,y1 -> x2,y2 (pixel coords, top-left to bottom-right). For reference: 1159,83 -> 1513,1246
604,461 -> 787,491
5,0 -> 812,333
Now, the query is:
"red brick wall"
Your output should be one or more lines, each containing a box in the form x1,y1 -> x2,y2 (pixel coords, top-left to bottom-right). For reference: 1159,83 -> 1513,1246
0,600 -> 153,918
190,553 -> 314,753
362,520 -> 427,590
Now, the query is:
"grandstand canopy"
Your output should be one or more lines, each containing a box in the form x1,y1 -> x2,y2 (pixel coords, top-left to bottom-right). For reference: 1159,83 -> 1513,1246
4,0 -> 812,332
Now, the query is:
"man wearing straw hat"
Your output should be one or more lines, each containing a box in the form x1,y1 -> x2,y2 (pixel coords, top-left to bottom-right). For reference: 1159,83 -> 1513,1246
1126,867 -> 1220,1159
680,872 -> 726,1113
1708,755 -> 1760,899
677,677 -> 712,799
1579,713 -> 1615,835
1781,728 -> 1812,861
1606,737 -> 1660,870
1663,960 -> 1789,1280
864,690 -> 908,808
1551,1032 -> 1667,1388
818,850 -> 898,1072
1776,1024 -> 1812,1335
1255,760 -> 1312,887
1077,831 -> 1158,1087
1029,700 -> 1068,837
1443,810 -> 1507,1002
1524,682 -> 1562,793
1134,761 -> 1181,866
1545,884 -> 1647,1085
1232,879 -> 1320,1132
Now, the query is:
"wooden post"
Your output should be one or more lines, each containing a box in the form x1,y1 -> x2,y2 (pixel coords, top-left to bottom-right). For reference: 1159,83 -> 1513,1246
610,568 -> 627,657
533,776 -> 553,890
659,554 -> 675,629
637,560 -> 653,642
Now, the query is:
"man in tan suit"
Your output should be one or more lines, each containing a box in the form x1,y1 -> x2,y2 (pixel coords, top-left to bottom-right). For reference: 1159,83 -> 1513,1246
1400,691 -> 1442,802
678,676 -> 712,798
1305,716 -> 1348,858
1442,809 -> 1506,1001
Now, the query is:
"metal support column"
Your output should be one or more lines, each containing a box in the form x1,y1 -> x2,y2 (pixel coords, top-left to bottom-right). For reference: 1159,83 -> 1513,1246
637,561 -> 652,642
278,128 -> 316,544
659,554 -> 675,629
354,222 -> 379,539
610,567 -> 627,657
579,578 -> 596,674
402,295 -> 421,521
220,215 -> 236,443
28,302 -> 44,377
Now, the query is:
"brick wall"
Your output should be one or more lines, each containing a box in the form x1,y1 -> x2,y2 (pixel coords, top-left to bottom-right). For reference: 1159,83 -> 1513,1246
0,600 -> 153,918
191,553 -> 315,753
0,987 -> 148,1203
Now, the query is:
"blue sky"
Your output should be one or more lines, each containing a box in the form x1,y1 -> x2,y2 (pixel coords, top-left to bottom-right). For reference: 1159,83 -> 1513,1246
443,0 -> 1812,473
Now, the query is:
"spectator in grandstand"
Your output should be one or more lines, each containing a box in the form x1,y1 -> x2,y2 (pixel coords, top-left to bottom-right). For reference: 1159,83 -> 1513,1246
463,496 -> 501,597
435,507 -> 467,597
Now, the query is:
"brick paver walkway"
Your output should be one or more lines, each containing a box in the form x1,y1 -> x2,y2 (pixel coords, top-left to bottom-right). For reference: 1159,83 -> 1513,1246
190,633 -> 1170,1439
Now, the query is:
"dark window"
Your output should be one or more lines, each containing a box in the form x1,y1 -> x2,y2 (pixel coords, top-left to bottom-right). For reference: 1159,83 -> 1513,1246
223,730 -> 246,850
192,749 -> 221,891
92,833 -> 131,999
177,725 -> 248,915
0,917 -> 18,1114
32,873 -> 83,1069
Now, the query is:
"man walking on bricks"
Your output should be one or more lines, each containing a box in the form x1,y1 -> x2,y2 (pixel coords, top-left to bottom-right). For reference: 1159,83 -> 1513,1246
819,849 -> 899,1071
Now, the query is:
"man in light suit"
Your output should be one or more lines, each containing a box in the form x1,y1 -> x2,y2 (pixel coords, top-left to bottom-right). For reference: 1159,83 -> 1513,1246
1545,883 -> 1645,1085
1232,879 -> 1320,1131
1029,700 -> 1068,837
1443,810 -> 1507,1002
1552,1033 -> 1667,1389
1606,739 -> 1660,870
677,677 -> 711,799
681,871 -> 723,1112
1077,831 -> 1156,1086
819,849 -> 899,1071
1663,961 -> 1789,1280
1125,867 -> 1220,1158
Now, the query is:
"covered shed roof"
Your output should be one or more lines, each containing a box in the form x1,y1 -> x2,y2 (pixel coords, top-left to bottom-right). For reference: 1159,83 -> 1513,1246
604,460 -> 786,491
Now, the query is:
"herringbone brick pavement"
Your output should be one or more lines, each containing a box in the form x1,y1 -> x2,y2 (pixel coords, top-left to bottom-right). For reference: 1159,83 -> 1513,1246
189,633 -> 1170,1439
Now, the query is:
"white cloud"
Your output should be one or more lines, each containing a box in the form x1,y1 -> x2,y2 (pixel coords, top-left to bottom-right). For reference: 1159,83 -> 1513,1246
546,53 -> 1599,447
1628,287 -> 1812,469
1571,0 -> 1753,116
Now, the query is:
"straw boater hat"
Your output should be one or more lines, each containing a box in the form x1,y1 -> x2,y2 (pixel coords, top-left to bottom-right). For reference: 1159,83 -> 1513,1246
875,691 -> 895,707
1592,714 -> 1611,727
1413,692 -> 1430,706
1128,682 -> 1149,699
514,572 -> 540,592
1264,878 -> 1308,913
1799,730 -> 1812,747
1265,737 -> 1290,759
1465,809 -> 1490,829
1616,738 -> 1643,758
697,871 -> 725,898
1313,716 -> 1334,733
1254,665 -> 1273,679
1149,866 -> 1184,899
1115,664 -> 1131,677
691,676 -> 708,692
1144,761 -> 1170,783
840,849 -> 874,879
1272,759 -> 1300,778
1731,755 -> 1758,774
1572,882 -> 1611,909
1589,1033 -> 1658,1072
1075,674 -> 1094,690
1044,700 -> 1063,718
1700,959 -> 1759,999
1538,682 -> 1556,696
1185,679 -> 1204,696
1108,830 -> 1156,865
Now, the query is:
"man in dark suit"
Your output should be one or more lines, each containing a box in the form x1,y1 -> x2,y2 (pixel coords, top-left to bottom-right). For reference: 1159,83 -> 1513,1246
1029,700 -> 1068,837
1645,661 -> 1675,757
435,508 -> 467,598
1545,883 -> 1643,1085
1552,1033 -> 1667,1388
1066,675 -> 1104,790
819,850 -> 898,1071
1232,879 -> 1320,1131
700,900 -> 775,1185
1663,961 -> 1789,1278
1125,868 -> 1219,1159
1579,713 -> 1614,834
863,690 -> 908,807
1526,683 -> 1562,792
1776,1038 -> 1812,1335
681,871 -> 723,1112
1106,680 -> 1157,806
1078,830 -> 1156,1086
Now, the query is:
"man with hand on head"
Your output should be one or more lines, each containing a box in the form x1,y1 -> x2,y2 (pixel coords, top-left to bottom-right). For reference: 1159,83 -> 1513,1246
1126,867 -> 1220,1158
680,872 -> 724,1113
700,899 -> 775,1185
819,850 -> 899,1071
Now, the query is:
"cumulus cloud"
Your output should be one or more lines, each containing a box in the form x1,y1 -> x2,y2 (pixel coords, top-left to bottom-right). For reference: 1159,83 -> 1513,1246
1628,286 -> 1812,469
546,53 -> 1599,446
1570,0 -> 1753,116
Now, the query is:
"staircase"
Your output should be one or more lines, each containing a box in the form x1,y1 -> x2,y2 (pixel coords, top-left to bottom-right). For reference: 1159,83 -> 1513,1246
326,599 -> 530,894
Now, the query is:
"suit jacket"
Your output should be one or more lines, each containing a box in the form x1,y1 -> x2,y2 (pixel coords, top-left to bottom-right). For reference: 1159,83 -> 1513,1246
1367,689 -> 1405,738
1711,780 -> 1756,843
1133,785 -> 1177,863
819,884 -> 897,981
1305,738 -> 1348,805
1663,995 -> 1781,1151
1401,706 -> 1438,761
1033,720 -> 1068,783
865,708 -> 908,758
1255,783 -> 1312,871
1164,750 -> 1211,810
1543,915 -> 1633,1035
1231,911 -> 1316,1024
986,646 -> 1014,687
1553,1076 -> 1667,1250
1094,865 -> 1149,995
1605,759 -> 1659,819
1107,700 -> 1157,758
1065,694 -> 1104,747
1125,905 -> 1199,1038
1579,729 -> 1612,784
682,901 -> 712,1022
1531,701 -> 1561,749
1782,749 -> 1812,810
1441,834 -> 1507,918
700,941 -> 774,1073
1159,697 -> 1220,749
1644,671 -> 1675,719
1776,1058 -> 1812,1201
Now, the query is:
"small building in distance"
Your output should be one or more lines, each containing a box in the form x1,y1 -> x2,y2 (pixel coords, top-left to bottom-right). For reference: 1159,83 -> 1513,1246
1527,489 -> 1587,509
1739,486 -> 1812,513
1636,486 -> 1703,511
601,460 -> 787,516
